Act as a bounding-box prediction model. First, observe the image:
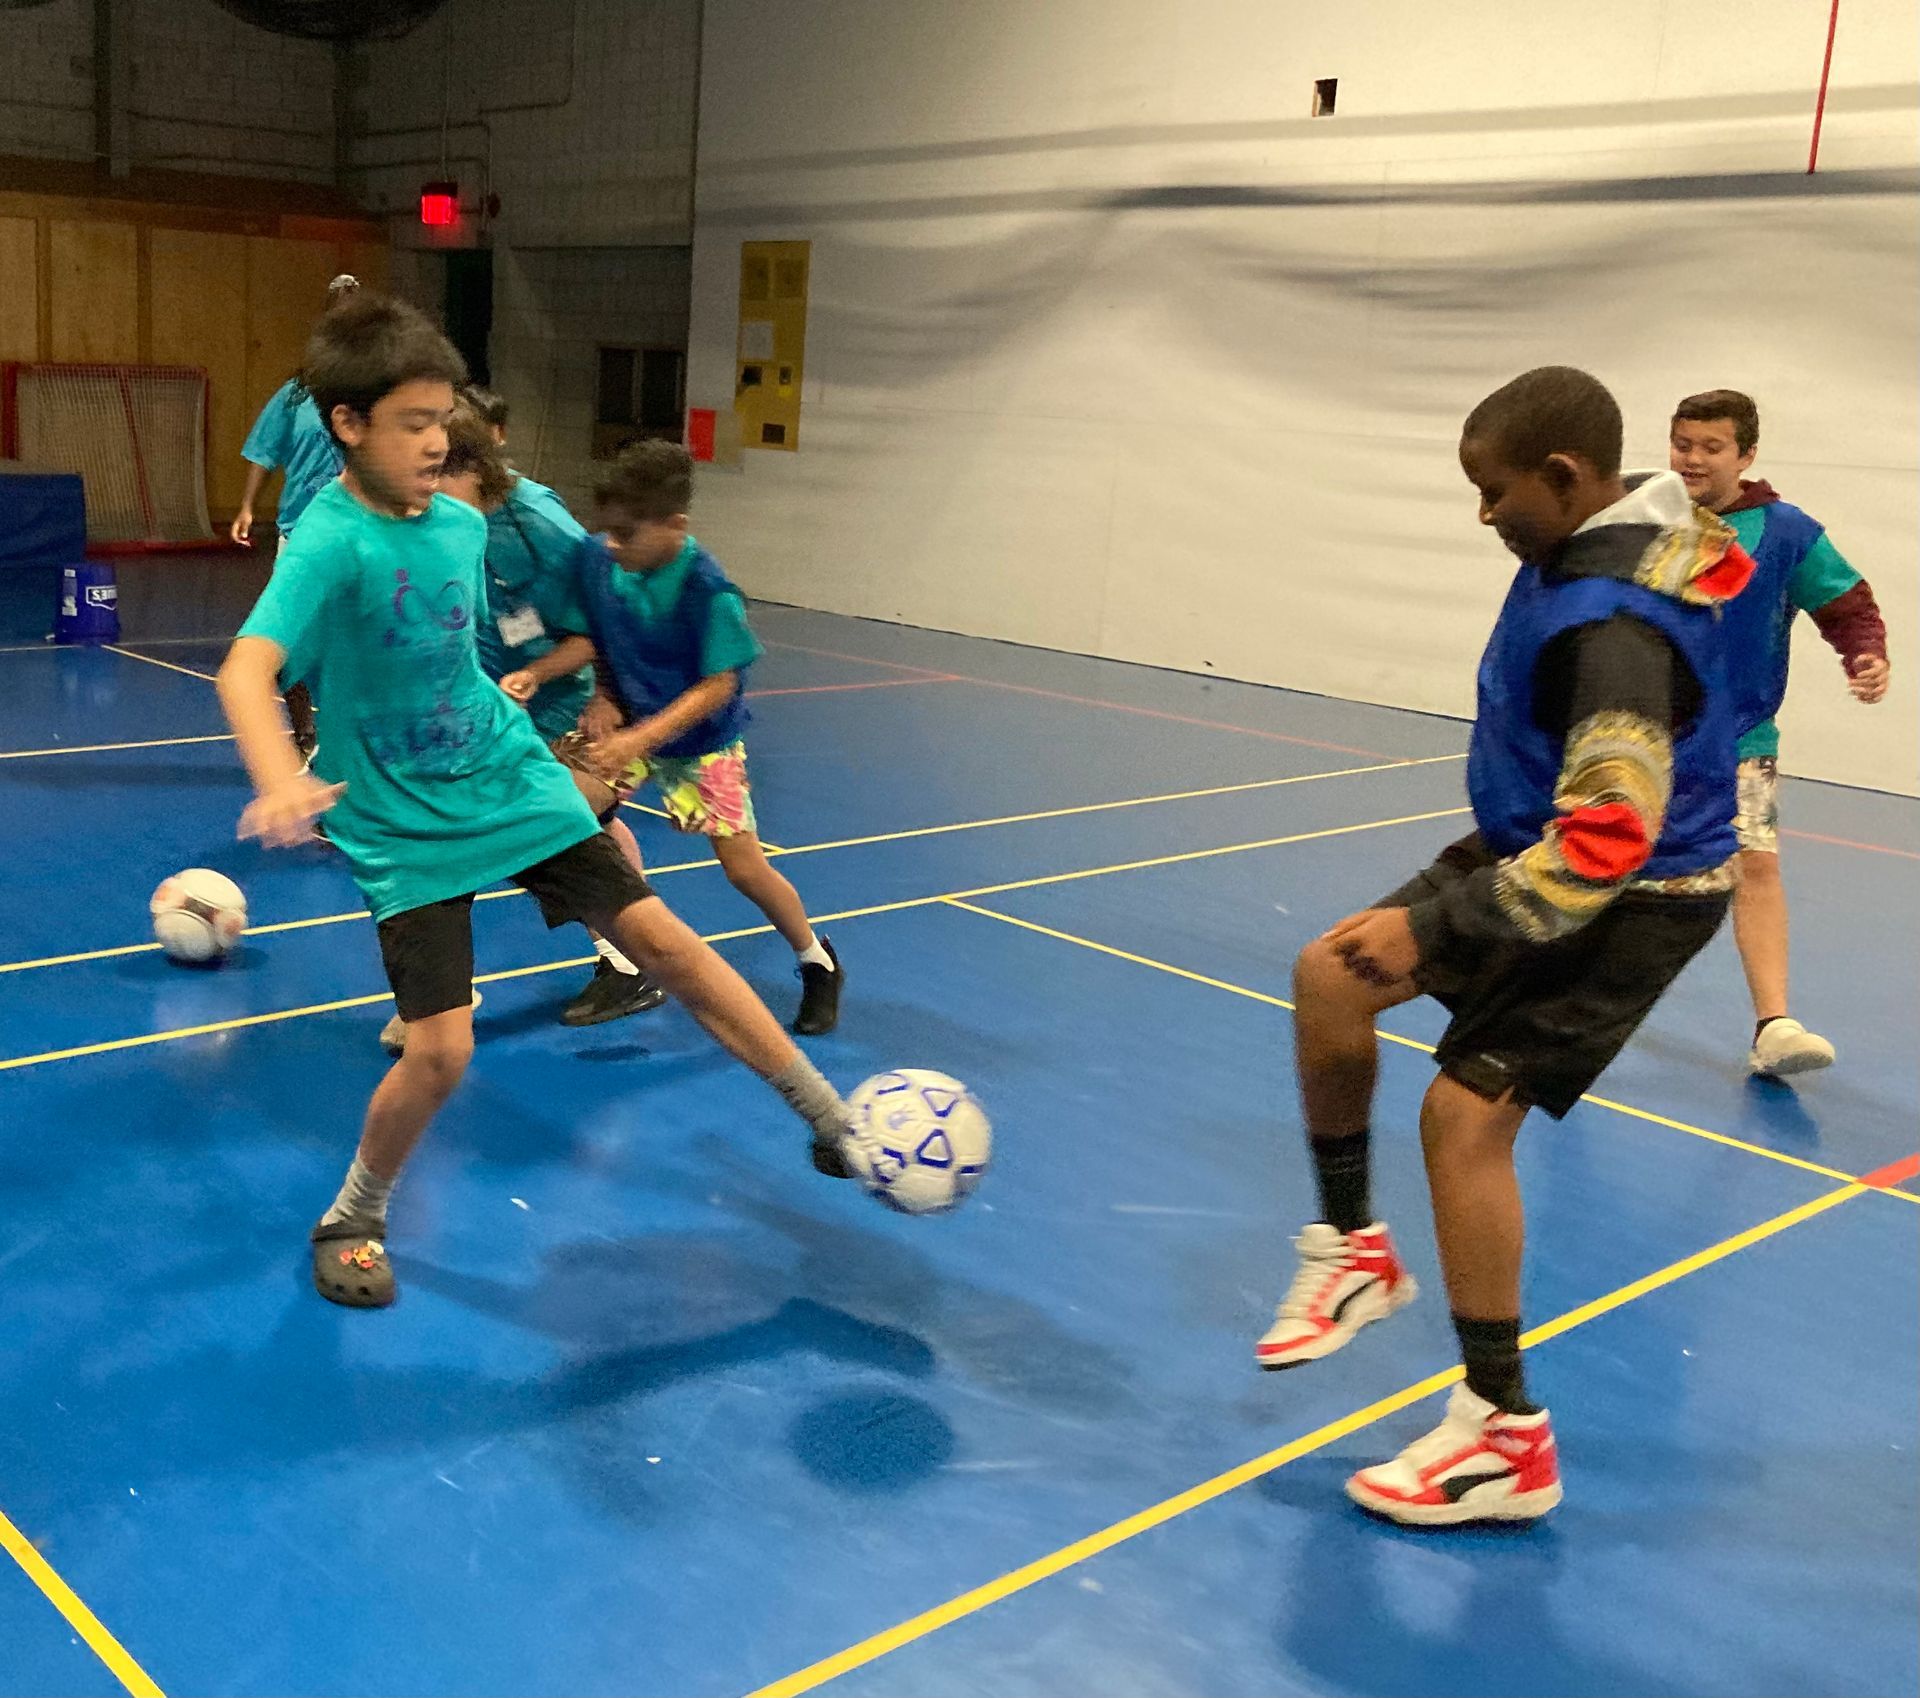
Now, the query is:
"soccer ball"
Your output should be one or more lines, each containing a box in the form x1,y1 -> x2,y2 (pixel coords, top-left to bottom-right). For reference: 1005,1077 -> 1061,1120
846,1069 -> 991,1216
151,868 -> 248,963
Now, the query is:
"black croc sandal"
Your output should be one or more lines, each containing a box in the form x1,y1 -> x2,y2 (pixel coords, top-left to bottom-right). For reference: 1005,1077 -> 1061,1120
310,1216 -> 396,1308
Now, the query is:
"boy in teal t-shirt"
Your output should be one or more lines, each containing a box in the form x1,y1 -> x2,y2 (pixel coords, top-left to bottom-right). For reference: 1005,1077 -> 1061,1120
371,398 -> 665,1054
219,295 -> 871,1308
1670,390 -> 1891,1079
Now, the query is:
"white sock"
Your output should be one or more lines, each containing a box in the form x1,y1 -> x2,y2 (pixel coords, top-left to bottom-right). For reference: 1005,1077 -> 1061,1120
796,937 -> 833,971
594,935 -> 639,975
321,1157 -> 395,1227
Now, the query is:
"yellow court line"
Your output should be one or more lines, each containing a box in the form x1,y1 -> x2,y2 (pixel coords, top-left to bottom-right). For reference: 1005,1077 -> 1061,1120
946,900 -> 1920,1206
0,763 -> 1462,977
744,1183 -> 1865,1698
0,733 -> 235,762
0,856 -> 721,976
1,1503 -> 166,1698
103,644 -> 220,684
0,809 -> 1466,1072
754,755 -> 1466,859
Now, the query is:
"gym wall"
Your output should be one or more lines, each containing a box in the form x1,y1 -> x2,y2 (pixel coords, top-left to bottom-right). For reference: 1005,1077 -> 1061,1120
685,0 -> 1919,795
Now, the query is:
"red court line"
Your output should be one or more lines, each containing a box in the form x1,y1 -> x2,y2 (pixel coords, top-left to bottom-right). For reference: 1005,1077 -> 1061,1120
761,638 -> 956,680
1859,1152 -> 1920,1191
763,638 -> 1401,760
943,676 -> 1397,760
1781,827 -> 1920,861
749,676 -> 961,699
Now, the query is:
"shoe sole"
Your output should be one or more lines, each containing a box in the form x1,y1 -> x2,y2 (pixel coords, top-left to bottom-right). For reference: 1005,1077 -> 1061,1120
1255,1275 -> 1418,1369
1749,1049 -> 1834,1079
560,988 -> 668,1028
1346,1477 -> 1562,1526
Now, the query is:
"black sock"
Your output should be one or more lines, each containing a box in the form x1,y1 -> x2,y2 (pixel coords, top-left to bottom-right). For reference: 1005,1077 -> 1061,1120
1754,1015 -> 1787,1044
1453,1314 -> 1539,1415
1309,1129 -> 1371,1235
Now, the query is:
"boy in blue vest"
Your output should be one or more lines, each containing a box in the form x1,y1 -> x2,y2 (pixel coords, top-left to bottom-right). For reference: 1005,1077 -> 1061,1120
217,296 -> 871,1309
501,441 -> 844,1036
1669,389 -> 1890,1080
1254,367 -> 1750,1526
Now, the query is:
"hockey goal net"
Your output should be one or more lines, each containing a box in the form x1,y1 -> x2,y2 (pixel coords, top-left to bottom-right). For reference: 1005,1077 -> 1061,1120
2,363 -> 214,552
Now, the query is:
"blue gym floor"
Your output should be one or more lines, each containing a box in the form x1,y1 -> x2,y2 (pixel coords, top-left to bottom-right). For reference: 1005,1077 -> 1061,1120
1,606 -> 1915,1698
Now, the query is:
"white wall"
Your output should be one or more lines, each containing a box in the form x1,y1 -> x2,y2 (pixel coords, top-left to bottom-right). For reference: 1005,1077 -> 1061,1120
687,0 -> 1920,794
0,0 -> 334,183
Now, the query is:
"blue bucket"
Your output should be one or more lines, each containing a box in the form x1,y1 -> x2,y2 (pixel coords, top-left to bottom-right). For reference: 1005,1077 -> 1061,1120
55,561 -> 120,645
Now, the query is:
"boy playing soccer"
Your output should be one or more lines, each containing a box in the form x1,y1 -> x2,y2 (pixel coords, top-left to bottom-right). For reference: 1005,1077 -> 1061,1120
1256,367 -> 1749,1525
376,400 -> 663,1051
500,442 -> 845,1037
1668,389 -> 1891,1078
217,296 -> 869,1309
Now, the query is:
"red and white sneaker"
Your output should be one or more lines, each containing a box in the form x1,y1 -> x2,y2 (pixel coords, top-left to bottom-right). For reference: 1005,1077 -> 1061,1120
1346,1384 -> 1562,1526
1254,1222 -> 1417,1368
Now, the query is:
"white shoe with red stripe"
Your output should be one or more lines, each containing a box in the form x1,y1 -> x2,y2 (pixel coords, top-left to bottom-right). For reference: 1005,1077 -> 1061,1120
1346,1384 -> 1562,1526
1254,1222 -> 1417,1368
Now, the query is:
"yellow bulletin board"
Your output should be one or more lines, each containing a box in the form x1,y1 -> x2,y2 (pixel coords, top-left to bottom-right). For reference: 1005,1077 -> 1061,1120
735,240 -> 809,452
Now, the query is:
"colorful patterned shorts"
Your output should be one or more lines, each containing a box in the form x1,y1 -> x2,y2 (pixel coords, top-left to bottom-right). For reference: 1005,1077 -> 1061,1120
621,740 -> 758,839
1735,756 -> 1779,855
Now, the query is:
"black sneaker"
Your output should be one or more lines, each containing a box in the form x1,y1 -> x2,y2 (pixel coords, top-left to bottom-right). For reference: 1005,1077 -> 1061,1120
561,958 -> 667,1027
793,937 -> 843,1036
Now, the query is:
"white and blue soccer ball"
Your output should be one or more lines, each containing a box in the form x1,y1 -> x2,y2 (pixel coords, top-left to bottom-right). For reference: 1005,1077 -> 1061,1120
150,868 -> 248,963
846,1069 -> 991,1216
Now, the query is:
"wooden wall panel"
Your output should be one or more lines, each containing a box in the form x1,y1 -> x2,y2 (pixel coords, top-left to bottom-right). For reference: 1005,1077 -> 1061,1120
47,220 -> 139,362
150,227 -> 250,516
0,217 -> 40,364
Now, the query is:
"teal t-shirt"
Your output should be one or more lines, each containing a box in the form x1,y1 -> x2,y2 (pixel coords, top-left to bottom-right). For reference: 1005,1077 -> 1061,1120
241,378 -> 344,537
237,480 -> 600,921
1723,506 -> 1863,760
474,478 -> 595,742
555,533 -> 763,680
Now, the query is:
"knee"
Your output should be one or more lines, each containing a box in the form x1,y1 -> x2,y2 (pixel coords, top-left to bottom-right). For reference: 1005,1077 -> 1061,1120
1292,936 -> 1349,1005
402,1025 -> 474,1095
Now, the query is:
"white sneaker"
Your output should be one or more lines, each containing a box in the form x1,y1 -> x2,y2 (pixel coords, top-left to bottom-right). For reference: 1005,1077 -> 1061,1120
1346,1384 -> 1562,1527
1749,1017 -> 1835,1079
1254,1222 -> 1417,1368
380,988 -> 483,1056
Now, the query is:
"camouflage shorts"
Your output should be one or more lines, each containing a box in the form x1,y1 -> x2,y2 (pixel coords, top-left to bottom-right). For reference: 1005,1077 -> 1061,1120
1735,756 -> 1778,855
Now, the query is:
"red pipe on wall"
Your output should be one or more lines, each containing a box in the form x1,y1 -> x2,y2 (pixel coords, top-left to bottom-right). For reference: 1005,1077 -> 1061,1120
1807,0 -> 1841,174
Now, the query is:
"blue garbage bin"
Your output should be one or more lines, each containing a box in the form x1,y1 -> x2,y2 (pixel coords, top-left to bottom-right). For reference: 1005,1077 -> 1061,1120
55,561 -> 120,645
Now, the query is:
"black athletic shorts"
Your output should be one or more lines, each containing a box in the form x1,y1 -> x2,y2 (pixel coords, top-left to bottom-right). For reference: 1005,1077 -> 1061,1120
1379,833 -> 1731,1118
376,831 -> 654,1022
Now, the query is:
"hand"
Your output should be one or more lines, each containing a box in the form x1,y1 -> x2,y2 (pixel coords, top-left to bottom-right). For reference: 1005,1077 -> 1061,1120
579,694 -> 623,741
238,773 -> 344,849
498,669 -> 539,703
1847,655 -> 1890,704
586,725 -> 654,780
229,508 -> 254,547
1321,907 -> 1420,988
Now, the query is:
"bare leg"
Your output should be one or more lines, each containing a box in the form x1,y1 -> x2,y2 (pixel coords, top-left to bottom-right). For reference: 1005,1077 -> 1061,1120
1418,1074 -> 1529,1319
1291,933 -> 1420,1140
1732,847 -> 1789,1021
356,1006 -> 475,1177
711,831 -> 815,952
